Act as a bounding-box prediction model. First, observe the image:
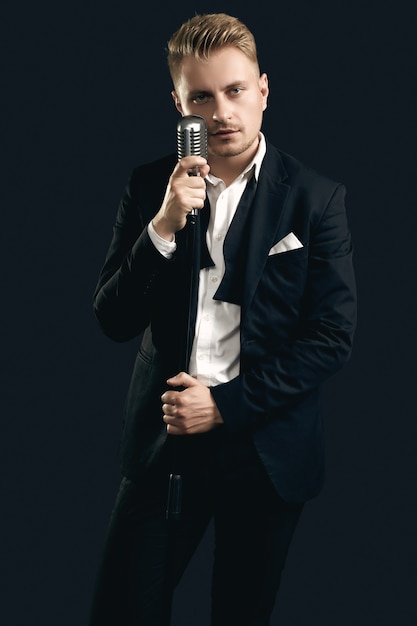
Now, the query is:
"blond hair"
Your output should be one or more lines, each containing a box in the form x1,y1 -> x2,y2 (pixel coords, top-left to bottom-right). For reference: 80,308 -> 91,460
167,13 -> 259,87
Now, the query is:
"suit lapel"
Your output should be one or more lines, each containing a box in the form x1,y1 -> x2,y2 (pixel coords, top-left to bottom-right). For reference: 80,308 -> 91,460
242,145 -> 291,314
213,173 -> 257,305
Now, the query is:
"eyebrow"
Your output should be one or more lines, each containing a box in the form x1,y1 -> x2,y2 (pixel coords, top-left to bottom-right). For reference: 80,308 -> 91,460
188,81 -> 250,96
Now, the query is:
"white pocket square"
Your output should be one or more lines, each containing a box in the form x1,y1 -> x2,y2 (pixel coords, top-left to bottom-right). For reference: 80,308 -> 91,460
268,232 -> 304,256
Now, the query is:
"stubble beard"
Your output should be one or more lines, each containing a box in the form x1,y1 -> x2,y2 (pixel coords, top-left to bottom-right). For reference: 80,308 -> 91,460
208,133 -> 259,160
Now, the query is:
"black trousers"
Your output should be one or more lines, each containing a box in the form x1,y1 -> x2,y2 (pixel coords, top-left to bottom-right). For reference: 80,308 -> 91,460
89,430 -> 303,626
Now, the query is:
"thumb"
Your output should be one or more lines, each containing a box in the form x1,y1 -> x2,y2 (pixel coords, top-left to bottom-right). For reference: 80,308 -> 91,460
167,371 -> 199,388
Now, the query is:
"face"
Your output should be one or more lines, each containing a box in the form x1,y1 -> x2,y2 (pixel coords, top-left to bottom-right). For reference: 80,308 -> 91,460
172,47 -> 268,168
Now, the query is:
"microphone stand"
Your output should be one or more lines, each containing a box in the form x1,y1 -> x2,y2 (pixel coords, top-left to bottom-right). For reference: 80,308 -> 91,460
165,206 -> 199,523
162,206 -> 200,626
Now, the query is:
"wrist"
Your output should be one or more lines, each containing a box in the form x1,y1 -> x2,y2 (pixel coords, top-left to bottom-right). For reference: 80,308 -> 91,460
152,215 -> 176,241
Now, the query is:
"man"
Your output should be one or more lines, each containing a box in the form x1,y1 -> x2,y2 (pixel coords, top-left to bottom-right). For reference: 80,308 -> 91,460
90,12 -> 356,626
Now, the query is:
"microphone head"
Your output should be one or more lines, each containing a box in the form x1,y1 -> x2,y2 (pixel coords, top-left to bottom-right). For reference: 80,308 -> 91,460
177,115 -> 208,160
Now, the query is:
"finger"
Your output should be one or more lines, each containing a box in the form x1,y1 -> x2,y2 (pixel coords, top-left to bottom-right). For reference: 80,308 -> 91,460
166,424 -> 183,435
162,403 -> 177,416
170,185 -> 206,213
184,176 -> 206,192
161,390 -> 178,403
163,415 -> 185,435
185,163 -> 210,179
165,419 -> 195,436
177,156 -> 207,173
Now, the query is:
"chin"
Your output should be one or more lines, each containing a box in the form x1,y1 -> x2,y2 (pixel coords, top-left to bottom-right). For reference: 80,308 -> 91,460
209,142 -> 247,159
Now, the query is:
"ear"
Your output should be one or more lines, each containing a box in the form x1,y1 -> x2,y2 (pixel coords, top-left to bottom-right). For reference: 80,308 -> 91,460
259,73 -> 269,111
171,90 -> 183,114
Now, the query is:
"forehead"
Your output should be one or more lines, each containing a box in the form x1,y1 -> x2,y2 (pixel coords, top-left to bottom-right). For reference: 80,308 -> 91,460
176,47 -> 259,92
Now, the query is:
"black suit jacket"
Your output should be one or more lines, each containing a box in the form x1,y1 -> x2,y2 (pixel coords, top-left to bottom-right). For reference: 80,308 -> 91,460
94,141 -> 357,503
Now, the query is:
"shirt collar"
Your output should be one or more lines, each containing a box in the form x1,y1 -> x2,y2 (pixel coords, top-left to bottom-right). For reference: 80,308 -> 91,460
246,131 -> 266,182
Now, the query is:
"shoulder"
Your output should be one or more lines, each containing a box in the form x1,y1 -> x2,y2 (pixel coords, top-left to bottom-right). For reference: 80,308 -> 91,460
262,142 -> 347,229
264,141 -> 342,194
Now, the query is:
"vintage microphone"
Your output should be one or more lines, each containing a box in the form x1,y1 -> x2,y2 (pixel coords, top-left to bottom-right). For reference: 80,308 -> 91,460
166,115 -> 208,521
176,115 -> 208,220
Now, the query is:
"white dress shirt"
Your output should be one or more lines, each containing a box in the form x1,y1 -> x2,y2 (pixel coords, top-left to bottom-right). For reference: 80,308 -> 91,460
148,134 -> 266,387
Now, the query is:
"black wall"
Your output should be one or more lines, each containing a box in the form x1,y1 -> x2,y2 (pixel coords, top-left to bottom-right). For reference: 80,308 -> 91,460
2,1 -> 416,624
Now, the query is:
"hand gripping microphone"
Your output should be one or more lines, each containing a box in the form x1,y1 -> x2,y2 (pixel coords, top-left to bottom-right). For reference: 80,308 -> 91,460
177,115 -> 208,222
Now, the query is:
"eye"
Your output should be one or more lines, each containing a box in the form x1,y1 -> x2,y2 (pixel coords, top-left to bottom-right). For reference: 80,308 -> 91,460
230,87 -> 243,96
191,93 -> 209,104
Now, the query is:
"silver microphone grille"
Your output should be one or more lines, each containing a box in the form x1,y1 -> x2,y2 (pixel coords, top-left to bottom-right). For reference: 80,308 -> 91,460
177,115 -> 208,160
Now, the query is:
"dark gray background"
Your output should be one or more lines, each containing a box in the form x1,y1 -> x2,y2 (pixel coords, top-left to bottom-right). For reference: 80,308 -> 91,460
2,1 -> 416,624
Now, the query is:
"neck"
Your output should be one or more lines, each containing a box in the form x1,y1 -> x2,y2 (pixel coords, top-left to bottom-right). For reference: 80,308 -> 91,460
208,155 -> 249,187
208,137 -> 260,187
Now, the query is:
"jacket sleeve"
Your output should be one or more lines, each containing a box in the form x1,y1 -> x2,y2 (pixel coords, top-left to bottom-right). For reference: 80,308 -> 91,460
211,183 -> 357,432
93,168 -> 174,342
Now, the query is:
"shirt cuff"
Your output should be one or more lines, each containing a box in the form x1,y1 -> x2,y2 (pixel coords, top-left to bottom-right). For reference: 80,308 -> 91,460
147,221 -> 177,259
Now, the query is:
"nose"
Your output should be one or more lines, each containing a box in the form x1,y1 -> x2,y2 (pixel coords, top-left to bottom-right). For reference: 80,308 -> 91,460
211,96 -> 231,123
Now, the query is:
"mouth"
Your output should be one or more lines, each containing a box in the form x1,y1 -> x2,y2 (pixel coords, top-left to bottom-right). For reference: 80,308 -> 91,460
211,128 -> 239,139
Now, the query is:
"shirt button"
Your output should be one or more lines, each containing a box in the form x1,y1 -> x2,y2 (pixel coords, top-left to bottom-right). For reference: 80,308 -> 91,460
211,276 -> 218,283
204,314 -> 211,321
215,234 -> 223,241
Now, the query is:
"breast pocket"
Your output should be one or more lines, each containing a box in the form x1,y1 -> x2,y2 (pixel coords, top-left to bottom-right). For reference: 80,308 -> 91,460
267,245 -> 309,265
258,244 -> 310,308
